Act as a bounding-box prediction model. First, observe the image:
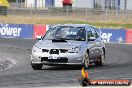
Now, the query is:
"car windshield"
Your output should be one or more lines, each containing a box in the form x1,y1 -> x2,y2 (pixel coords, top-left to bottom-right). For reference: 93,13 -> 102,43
43,26 -> 86,41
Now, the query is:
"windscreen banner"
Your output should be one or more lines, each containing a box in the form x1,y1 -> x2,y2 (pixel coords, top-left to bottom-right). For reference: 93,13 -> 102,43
100,28 -> 126,43
0,23 -> 33,38
126,29 -> 132,43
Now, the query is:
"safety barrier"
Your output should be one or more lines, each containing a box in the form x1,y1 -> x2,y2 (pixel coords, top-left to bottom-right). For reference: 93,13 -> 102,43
0,23 -> 132,43
0,23 -> 34,38
126,29 -> 132,43
33,24 -> 48,39
100,28 -> 126,43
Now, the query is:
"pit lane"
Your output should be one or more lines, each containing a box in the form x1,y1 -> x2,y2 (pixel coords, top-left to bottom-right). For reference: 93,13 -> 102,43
0,38 -> 132,87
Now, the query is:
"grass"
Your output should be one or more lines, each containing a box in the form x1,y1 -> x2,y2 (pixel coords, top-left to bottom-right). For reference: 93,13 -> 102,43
0,15 -> 132,29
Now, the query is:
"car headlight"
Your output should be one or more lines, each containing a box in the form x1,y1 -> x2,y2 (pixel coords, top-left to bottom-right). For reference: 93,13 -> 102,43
33,45 -> 41,52
68,47 -> 81,53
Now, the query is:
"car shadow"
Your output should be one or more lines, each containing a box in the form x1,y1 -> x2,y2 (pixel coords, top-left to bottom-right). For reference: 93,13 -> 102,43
42,64 -> 105,70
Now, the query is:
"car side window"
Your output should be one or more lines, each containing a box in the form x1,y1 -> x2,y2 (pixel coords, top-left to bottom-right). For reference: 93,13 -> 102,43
87,31 -> 92,39
95,31 -> 99,38
88,27 -> 96,38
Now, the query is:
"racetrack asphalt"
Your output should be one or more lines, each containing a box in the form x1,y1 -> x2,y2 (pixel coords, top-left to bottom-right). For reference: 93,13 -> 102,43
0,38 -> 132,87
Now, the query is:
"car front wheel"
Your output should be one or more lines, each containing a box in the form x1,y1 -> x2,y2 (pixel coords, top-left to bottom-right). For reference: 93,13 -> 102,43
31,62 -> 43,70
95,50 -> 105,66
83,52 -> 89,68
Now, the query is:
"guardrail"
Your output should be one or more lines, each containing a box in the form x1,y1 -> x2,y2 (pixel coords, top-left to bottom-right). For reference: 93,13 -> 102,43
1,7 -> 132,23
0,23 -> 132,43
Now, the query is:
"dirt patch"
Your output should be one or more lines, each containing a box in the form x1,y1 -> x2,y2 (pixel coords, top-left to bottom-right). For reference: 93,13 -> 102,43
0,54 -> 16,71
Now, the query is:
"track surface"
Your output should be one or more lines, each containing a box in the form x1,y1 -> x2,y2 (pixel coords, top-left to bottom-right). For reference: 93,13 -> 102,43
0,38 -> 132,87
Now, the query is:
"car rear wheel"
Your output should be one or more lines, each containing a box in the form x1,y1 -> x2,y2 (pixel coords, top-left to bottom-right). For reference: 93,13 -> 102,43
83,52 -> 89,68
95,50 -> 105,66
31,62 -> 43,70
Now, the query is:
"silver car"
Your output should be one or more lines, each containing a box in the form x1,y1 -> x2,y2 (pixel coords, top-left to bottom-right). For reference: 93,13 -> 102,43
31,24 -> 106,70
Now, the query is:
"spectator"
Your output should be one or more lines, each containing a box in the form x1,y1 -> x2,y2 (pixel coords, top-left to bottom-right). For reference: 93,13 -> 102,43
62,0 -> 73,12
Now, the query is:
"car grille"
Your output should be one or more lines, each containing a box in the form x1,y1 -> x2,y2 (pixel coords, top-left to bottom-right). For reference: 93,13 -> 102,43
42,49 -> 68,54
41,57 -> 68,63
50,49 -> 59,54
42,49 -> 49,52
59,49 -> 68,53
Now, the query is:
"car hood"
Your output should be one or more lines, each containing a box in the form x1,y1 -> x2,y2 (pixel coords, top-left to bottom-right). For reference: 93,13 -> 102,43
35,40 -> 87,49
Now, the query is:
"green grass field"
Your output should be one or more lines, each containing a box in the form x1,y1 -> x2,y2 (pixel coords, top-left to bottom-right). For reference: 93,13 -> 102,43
1,15 -> 132,29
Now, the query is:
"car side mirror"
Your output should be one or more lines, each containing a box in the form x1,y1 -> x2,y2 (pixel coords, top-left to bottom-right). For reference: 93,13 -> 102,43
88,36 -> 96,41
36,36 -> 43,40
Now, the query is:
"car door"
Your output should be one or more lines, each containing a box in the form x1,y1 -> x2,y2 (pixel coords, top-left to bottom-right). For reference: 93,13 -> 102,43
93,28 -> 103,58
87,27 -> 97,60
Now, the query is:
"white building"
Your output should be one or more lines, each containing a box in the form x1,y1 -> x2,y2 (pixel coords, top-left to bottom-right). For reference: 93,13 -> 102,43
25,0 -> 94,8
126,0 -> 132,10
54,0 -> 63,7
93,0 -> 126,10
25,0 -> 45,8
24,0 -> 131,10
25,0 -> 54,8
73,0 -> 94,8
54,0 -> 94,8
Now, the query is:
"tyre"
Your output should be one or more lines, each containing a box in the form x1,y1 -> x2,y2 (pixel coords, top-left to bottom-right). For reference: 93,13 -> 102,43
95,49 -> 105,66
83,52 -> 89,68
31,62 -> 43,70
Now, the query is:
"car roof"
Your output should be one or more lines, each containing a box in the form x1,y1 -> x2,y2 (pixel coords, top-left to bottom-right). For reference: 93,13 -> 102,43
53,24 -> 93,28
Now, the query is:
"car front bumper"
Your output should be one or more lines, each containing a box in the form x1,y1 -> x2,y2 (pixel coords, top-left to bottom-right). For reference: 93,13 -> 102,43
31,51 -> 84,65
